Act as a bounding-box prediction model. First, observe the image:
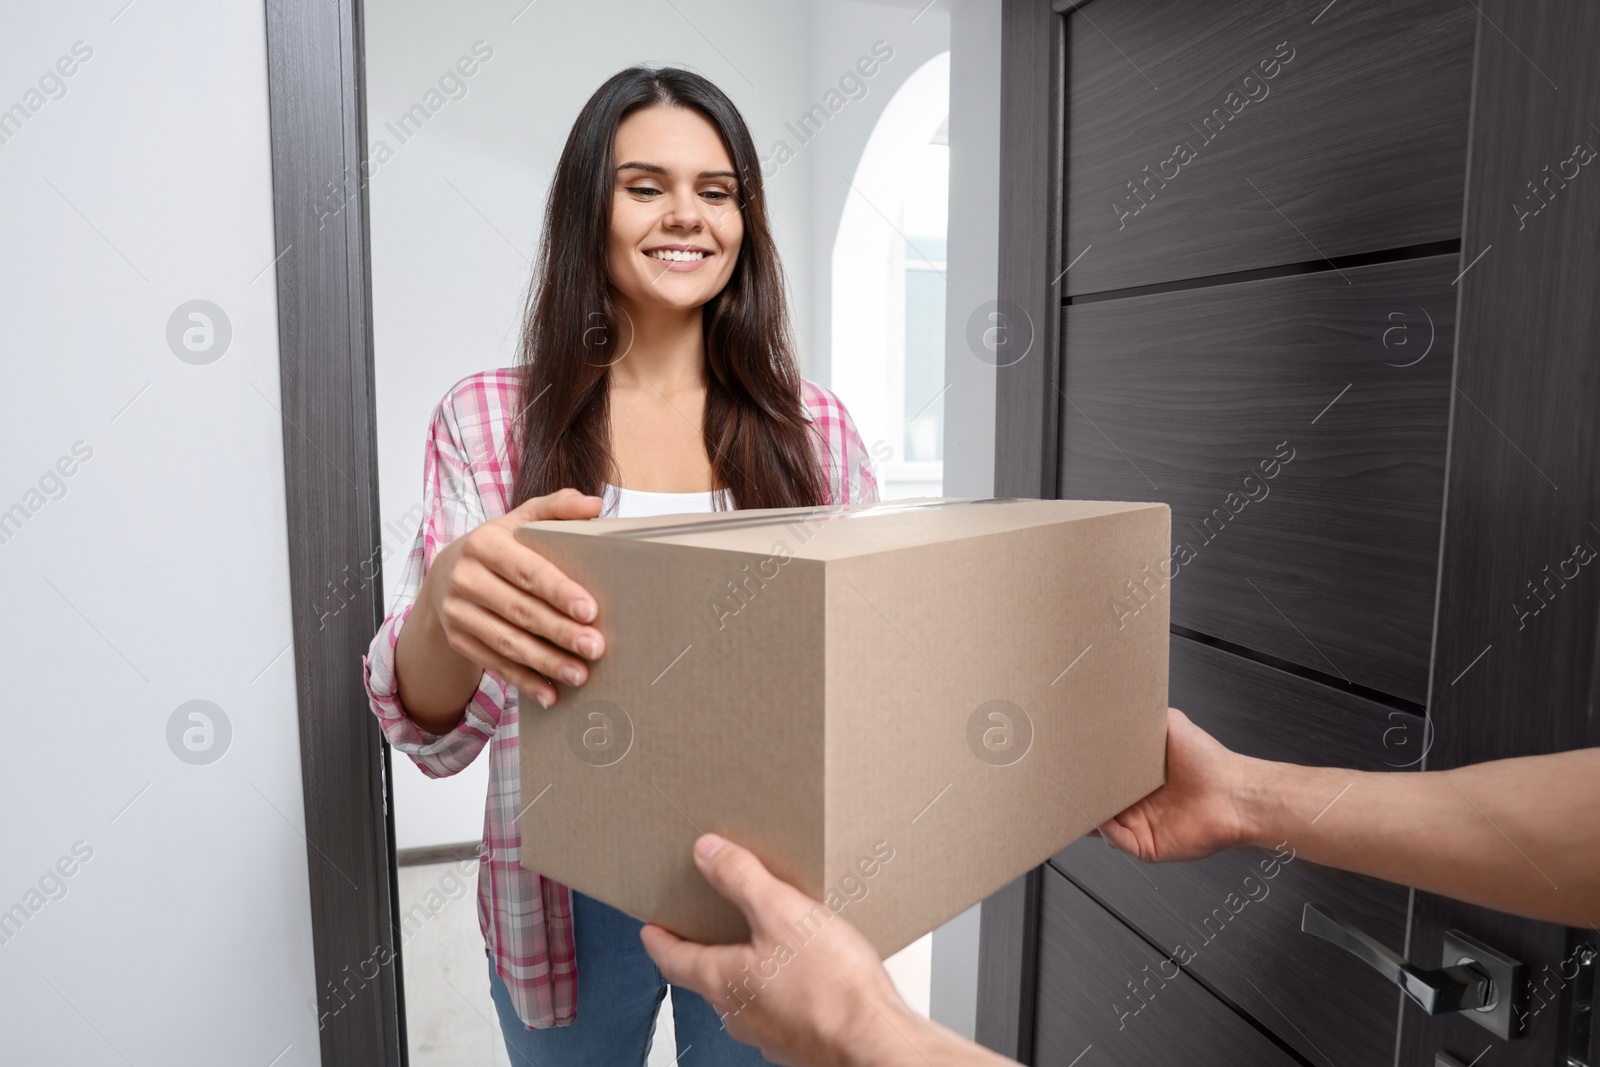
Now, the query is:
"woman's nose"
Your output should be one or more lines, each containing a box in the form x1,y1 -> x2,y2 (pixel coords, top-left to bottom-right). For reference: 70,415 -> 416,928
661,193 -> 704,231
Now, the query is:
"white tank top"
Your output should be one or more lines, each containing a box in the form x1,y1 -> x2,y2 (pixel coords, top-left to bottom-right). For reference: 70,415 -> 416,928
600,482 -> 733,519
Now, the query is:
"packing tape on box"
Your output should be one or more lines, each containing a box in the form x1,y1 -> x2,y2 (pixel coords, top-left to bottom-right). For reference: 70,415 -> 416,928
600,496 -> 1030,540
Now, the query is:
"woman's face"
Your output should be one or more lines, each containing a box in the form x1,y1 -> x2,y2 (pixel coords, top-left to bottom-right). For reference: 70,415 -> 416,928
607,104 -> 744,314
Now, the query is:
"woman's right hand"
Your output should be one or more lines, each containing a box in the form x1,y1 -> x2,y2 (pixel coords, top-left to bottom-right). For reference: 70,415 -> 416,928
398,488 -> 606,727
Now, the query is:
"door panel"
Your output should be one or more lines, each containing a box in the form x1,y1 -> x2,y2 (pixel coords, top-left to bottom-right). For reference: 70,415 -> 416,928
1057,256 -> 1456,703
986,4 -> 1594,1067
1054,634 -> 1410,1066
1062,0 -> 1474,296
1036,862 -> 1302,1066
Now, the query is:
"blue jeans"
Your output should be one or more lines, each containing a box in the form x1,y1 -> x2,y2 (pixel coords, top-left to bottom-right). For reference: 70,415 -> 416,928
488,889 -> 775,1066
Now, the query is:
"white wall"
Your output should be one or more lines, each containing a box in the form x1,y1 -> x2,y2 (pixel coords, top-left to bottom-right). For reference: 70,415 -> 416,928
0,2 -> 319,1064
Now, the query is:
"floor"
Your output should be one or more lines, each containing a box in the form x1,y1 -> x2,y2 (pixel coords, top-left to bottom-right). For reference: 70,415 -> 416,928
398,861 -> 934,1066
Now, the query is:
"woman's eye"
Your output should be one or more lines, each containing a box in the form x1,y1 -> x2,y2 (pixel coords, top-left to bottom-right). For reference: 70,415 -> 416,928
622,186 -> 735,203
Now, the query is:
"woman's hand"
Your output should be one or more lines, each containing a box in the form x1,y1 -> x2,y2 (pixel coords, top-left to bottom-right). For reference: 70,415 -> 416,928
396,488 -> 606,731
1096,707 -> 1256,862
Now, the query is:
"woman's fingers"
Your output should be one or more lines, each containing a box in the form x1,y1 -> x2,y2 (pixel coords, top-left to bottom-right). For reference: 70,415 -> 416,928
454,563 -> 605,665
472,523 -> 599,624
444,625 -> 559,708
440,592 -> 587,693
499,490 -> 604,620
504,486 -> 604,524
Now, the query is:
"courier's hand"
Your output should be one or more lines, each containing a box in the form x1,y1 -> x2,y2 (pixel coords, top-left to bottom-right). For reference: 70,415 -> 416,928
1097,707 -> 1253,862
424,487 -> 606,709
640,834 -> 915,1067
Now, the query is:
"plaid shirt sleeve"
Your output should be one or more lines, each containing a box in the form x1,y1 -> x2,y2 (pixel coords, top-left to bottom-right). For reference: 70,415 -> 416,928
361,387 -> 511,779
801,377 -> 881,505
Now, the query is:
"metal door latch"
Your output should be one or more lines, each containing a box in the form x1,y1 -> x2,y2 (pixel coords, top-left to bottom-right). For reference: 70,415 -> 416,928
1301,904 -> 1523,1040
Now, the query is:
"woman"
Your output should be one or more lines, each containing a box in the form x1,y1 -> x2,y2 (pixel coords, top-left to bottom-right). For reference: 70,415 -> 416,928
361,65 -> 879,1065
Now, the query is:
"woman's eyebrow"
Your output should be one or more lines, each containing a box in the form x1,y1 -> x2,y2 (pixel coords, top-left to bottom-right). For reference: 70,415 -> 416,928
615,161 -> 738,181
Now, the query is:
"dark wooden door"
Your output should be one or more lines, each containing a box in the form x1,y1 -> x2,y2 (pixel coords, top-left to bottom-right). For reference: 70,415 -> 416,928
979,2 -> 1600,1065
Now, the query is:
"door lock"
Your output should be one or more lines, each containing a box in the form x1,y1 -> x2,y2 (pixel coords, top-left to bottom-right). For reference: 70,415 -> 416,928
1301,904 -> 1523,1040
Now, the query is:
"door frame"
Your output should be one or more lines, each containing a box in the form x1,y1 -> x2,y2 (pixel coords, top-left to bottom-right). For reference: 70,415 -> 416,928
974,1 -> 1067,1061
262,0 -> 407,1063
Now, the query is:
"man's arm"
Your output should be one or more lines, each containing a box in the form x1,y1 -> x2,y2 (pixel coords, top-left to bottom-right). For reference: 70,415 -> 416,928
1099,709 -> 1600,928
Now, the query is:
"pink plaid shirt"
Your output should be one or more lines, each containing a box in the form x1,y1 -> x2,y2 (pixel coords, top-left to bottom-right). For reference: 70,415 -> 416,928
362,367 -> 880,1028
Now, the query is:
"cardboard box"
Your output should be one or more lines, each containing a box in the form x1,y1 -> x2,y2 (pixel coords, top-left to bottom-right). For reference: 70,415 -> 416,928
514,497 -> 1169,958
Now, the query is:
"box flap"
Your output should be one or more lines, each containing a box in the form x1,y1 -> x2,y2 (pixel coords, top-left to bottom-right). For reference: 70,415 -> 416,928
518,496 -> 1165,561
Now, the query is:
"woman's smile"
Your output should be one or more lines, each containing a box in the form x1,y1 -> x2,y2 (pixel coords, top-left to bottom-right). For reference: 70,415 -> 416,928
644,245 -> 714,271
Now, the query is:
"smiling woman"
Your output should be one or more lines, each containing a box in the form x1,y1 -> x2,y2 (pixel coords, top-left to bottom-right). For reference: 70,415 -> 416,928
362,64 -> 877,1067
512,71 -> 834,512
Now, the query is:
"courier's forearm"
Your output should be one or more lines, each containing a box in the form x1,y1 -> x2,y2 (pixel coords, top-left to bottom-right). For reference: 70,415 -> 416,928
1238,748 -> 1600,927
836,1004 -> 1016,1067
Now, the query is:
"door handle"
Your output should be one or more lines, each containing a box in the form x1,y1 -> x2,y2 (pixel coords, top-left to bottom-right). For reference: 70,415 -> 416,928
1301,904 -> 1491,1013
1300,904 -> 1523,1040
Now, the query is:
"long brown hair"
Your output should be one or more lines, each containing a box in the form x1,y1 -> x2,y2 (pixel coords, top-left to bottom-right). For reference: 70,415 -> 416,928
508,66 -> 829,512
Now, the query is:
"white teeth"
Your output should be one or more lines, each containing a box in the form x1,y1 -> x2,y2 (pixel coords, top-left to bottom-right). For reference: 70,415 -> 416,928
647,249 -> 707,262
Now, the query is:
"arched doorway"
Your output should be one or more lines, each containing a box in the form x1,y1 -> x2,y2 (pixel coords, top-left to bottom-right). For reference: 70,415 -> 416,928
830,50 -> 950,499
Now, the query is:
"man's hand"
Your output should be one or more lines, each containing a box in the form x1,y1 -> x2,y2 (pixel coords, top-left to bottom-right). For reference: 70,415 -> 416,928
1097,707 -> 1255,862
640,833 -> 915,1067
1100,710 -> 1600,927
